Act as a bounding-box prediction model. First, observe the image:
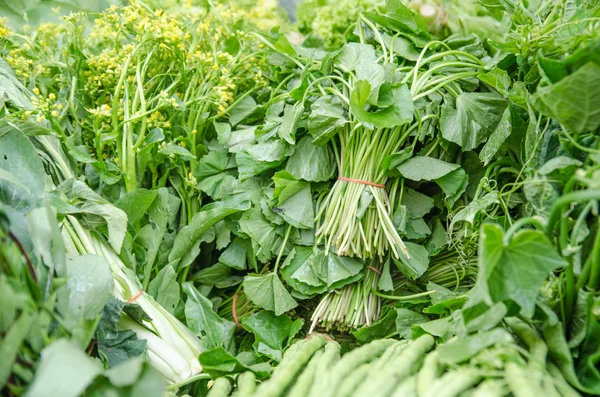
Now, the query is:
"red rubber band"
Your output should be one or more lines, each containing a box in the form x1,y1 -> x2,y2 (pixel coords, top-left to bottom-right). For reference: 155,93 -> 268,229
366,266 -> 382,276
232,293 -> 241,328
127,289 -> 144,303
338,176 -> 386,189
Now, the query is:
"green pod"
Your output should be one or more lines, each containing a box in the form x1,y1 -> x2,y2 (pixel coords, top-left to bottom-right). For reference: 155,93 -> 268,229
236,371 -> 257,397
307,340 -> 342,397
335,363 -> 372,397
417,350 -> 440,397
287,350 -> 324,397
207,377 -> 233,397
390,376 -> 418,397
251,335 -> 328,397
469,379 -> 508,397
424,368 -> 481,397
352,335 -> 435,397
323,338 -> 397,397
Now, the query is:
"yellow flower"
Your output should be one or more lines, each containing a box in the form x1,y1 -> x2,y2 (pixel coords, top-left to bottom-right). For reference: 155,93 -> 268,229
49,93 -> 56,100
51,110 -> 59,117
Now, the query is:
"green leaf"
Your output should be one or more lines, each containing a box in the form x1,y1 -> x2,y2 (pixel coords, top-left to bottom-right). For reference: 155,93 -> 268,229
285,136 -> 336,182
534,62 -> 600,134
241,311 -> 302,361
279,103 -> 304,144
219,237 -> 249,270
436,328 -> 513,365
229,95 -> 259,126
182,283 -> 236,351
95,299 -> 147,368
395,156 -> 459,181
239,209 -> 281,263
440,92 -> 507,151
538,156 -> 582,175
27,206 -> 65,276
378,257 -> 394,292
479,106 -> 512,165
0,127 -> 45,211
284,246 -> 364,293
394,242 -> 429,280
115,189 -> 158,228
147,265 -> 179,315
63,254 -> 114,321
350,81 -> 413,128
57,179 -> 128,253
395,309 -> 429,338
25,339 -> 103,397
308,96 -> 347,145
401,188 -> 434,218
352,306 -> 398,343
336,43 -> 377,72
169,201 -> 249,269
242,273 -> 298,316
479,224 -> 566,317
199,347 -> 271,379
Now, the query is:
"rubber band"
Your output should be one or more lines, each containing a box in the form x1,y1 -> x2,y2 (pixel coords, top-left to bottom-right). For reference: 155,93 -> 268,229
232,293 -> 241,328
366,266 -> 382,276
338,176 -> 386,189
127,289 -> 144,303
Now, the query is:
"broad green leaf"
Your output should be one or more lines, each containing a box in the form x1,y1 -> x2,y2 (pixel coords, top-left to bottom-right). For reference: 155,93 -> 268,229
538,156 -> 582,175
27,206 -> 65,276
394,242 -> 429,280
395,309 -> 429,338
63,254 -> 113,321
57,179 -> 128,253
95,299 -> 146,368
229,95 -> 259,126
279,103 -> 303,144
534,62 -> 600,134
158,144 -> 195,160
147,265 -> 179,315
440,92 -> 507,151
199,347 -> 271,379
479,106 -> 512,165
285,247 -> 364,293
239,209 -> 281,263
436,328 -> 513,364
285,136 -> 336,182
450,192 -> 499,230
195,151 -> 232,179
351,306 -> 398,343
241,311 -> 303,361
396,156 -> 459,181
25,339 -> 103,397
336,43 -> 377,72
115,189 -> 158,227
356,62 -> 385,105
0,127 -> 45,211
350,81 -> 413,128
183,283 -> 236,352
169,202 -> 249,268
219,237 -> 249,270
242,273 -> 298,316
378,257 -> 394,292
479,224 -> 566,317
401,188 -> 434,218
192,263 -> 230,286
308,96 -> 347,145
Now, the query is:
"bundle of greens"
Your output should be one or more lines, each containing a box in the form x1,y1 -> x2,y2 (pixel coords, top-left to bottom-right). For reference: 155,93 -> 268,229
1,0 -> 600,395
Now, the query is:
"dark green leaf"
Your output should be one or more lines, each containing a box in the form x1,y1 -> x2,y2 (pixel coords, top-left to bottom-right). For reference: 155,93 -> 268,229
242,273 -> 298,316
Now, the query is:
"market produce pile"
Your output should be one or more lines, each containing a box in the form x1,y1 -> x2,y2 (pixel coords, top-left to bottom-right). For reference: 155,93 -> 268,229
0,0 -> 599,396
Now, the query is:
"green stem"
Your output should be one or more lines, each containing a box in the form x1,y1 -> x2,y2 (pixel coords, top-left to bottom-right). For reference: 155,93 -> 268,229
371,289 -> 436,301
